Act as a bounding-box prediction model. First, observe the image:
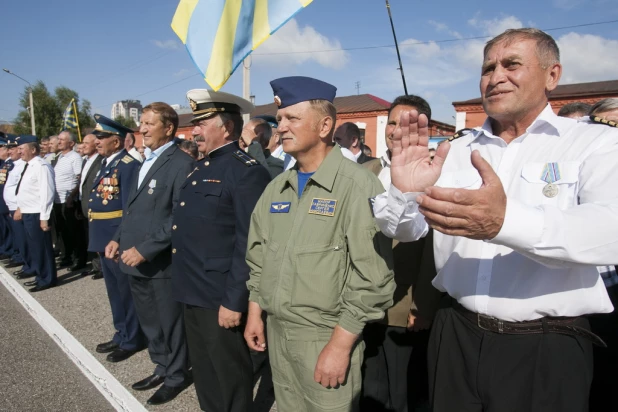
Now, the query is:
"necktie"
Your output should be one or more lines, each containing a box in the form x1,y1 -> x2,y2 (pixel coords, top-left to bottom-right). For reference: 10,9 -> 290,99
15,163 -> 29,195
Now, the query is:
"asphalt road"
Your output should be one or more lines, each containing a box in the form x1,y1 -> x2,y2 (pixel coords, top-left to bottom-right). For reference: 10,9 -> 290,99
0,262 -> 277,412
0,281 -> 114,412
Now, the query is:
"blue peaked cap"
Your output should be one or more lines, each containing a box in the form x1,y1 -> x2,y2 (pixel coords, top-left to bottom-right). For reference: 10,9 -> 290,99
16,135 -> 37,146
5,134 -> 18,146
270,76 -> 337,109
93,114 -> 134,138
0,139 -> 7,146
253,115 -> 278,128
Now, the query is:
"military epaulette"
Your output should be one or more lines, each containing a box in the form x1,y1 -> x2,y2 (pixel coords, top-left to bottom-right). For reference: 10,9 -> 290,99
448,128 -> 473,142
232,150 -> 259,166
590,115 -> 618,128
120,155 -> 135,164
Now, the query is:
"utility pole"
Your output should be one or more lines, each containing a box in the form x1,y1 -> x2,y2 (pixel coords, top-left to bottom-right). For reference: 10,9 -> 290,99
3,68 -> 36,135
355,81 -> 361,95
384,0 -> 408,95
242,56 -> 251,124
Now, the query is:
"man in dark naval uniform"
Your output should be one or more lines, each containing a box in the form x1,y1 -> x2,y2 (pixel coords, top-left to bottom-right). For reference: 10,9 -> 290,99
0,136 -> 14,259
171,89 -> 271,412
88,114 -> 144,363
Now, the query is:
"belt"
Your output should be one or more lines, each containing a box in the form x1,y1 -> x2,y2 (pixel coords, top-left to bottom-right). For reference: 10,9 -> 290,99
89,210 -> 123,220
453,302 -> 606,347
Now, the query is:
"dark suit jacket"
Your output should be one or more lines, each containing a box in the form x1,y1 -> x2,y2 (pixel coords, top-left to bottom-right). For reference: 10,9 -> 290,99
80,154 -> 103,217
113,143 -> 193,279
357,152 -> 376,164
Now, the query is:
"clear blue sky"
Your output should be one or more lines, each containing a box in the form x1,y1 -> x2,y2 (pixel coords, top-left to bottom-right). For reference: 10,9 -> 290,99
1,0 -> 617,126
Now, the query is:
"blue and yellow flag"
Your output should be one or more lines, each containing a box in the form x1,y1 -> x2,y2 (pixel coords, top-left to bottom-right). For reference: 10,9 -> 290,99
172,0 -> 314,91
61,98 -> 82,141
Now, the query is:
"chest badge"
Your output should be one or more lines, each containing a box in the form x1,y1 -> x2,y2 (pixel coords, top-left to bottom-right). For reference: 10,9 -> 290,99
540,162 -> 560,198
148,179 -> 156,195
270,202 -> 291,213
308,198 -> 337,217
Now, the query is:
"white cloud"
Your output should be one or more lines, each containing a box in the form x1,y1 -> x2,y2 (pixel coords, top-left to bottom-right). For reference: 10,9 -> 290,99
154,40 -> 180,50
468,15 -> 523,37
558,32 -> 618,84
428,20 -> 462,39
173,68 -> 191,77
253,19 -> 349,69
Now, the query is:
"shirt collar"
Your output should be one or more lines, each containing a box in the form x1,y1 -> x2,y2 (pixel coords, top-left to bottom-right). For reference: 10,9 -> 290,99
106,150 -> 123,165
147,140 -> 175,160
283,145 -> 343,194
473,104 -> 563,144
380,153 -> 391,168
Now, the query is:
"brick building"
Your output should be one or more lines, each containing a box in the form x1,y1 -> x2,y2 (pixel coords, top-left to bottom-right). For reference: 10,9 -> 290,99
452,80 -> 618,130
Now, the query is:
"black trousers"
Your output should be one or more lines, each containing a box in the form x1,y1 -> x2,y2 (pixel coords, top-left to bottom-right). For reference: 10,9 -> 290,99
428,305 -> 593,412
184,305 -> 252,412
589,284 -> 618,412
53,202 -> 86,265
360,323 -> 429,412
80,219 -> 100,272
129,276 -> 188,387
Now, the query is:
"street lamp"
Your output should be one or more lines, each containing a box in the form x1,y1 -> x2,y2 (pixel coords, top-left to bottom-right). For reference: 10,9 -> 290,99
3,68 -> 36,136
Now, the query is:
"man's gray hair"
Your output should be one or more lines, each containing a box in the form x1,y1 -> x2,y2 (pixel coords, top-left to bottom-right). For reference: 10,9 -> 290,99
484,28 -> 560,69
61,130 -> 78,144
590,98 -> 618,116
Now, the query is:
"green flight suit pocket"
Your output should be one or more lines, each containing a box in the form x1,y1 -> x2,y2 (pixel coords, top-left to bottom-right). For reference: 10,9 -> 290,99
291,242 -> 346,312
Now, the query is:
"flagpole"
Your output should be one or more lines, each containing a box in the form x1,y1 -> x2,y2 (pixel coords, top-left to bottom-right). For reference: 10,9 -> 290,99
385,0 -> 408,95
72,99 -> 82,142
242,56 -> 251,124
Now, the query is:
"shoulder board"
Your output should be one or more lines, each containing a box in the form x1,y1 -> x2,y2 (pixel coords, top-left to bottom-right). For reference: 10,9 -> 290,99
448,128 -> 473,142
232,150 -> 259,166
121,155 -> 135,164
590,115 -> 618,128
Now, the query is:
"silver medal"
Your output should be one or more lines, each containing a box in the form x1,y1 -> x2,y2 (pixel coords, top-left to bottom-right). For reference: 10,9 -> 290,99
542,183 -> 559,198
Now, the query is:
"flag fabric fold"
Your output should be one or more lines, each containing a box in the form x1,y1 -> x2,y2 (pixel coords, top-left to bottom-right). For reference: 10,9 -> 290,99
172,0 -> 314,91
61,98 -> 81,141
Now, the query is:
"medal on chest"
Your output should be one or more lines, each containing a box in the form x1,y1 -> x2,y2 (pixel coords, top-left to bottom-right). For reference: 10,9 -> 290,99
540,162 -> 560,198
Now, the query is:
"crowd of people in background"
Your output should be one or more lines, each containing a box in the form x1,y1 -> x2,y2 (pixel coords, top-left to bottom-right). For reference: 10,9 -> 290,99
1,27 -> 618,412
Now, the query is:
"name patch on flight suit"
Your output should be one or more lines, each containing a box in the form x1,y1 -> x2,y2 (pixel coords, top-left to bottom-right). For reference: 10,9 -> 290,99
308,198 -> 337,217
270,202 -> 291,213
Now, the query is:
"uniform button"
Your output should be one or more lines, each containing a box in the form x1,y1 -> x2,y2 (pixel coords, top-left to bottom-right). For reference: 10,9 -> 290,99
172,225 -> 177,230
204,161 -> 210,166
192,181 -> 196,185
91,189 -> 95,193
89,199 -> 92,202
180,202 -> 185,206
172,248 -> 177,254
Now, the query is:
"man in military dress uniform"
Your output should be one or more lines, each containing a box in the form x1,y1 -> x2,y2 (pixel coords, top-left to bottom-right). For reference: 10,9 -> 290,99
14,135 -> 57,292
171,89 -> 271,412
0,137 -> 14,259
244,77 -> 395,412
3,136 -> 33,275
88,114 -> 144,363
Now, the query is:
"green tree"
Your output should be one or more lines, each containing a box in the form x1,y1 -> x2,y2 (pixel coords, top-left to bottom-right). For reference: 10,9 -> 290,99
13,81 -> 95,139
113,115 -> 137,129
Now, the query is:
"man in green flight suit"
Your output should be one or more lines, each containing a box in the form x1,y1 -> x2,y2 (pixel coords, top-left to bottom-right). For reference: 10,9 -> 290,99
244,76 -> 395,412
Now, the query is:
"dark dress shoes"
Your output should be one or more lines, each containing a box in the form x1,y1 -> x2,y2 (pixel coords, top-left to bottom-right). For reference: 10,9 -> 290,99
132,374 -> 165,391
16,272 -> 36,280
29,283 -> 55,293
0,254 -> 12,260
24,280 -> 38,287
91,271 -> 103,280
70,263 -> 87,272
106,348 -> 138,363
5,260 -> 23,268
56,260 -> 72,269
147,384 -> 186,405
96,340 -> 119,354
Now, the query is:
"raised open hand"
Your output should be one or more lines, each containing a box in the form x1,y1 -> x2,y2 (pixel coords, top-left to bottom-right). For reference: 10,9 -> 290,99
390,110 -> 450,193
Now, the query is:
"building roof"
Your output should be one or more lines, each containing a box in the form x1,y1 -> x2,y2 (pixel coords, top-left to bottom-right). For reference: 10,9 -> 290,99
452,79 -> 618,106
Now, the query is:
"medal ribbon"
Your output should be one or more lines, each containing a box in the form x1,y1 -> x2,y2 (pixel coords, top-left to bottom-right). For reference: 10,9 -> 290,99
540,162 -> 561,184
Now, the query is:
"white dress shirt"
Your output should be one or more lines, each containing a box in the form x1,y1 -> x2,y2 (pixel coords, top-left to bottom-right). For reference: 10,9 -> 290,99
79,153 -> 100,200
373,105 -> 618,321
4,159 -> 25,211
17,156 -> 55,220
377,154 -> 391,190
54,150 -> 83,203
128,147 -> 144,163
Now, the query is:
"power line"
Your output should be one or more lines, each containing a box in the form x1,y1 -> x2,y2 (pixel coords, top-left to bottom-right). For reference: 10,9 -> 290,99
253,18 -> 618,55
90,17 -> 618,112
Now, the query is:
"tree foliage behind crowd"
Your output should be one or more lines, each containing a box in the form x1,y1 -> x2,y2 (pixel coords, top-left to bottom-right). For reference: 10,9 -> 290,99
113,115 -> 137,129
13,81 -> 95,138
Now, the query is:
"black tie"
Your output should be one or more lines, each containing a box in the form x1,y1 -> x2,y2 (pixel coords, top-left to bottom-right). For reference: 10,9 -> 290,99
15,163 -> 29,195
